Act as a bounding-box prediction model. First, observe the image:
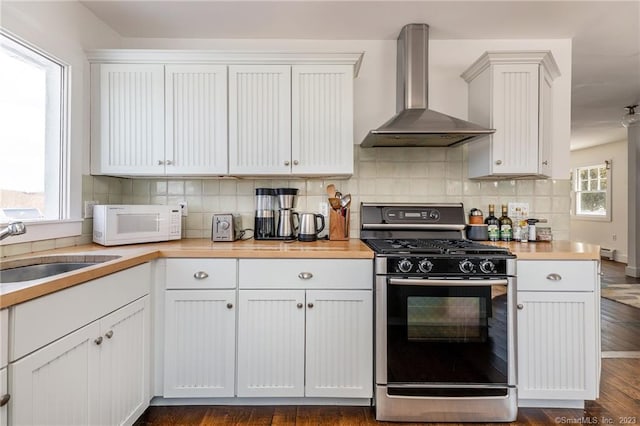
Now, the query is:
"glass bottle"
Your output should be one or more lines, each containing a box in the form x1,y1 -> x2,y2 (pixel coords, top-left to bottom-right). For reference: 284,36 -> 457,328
485,204 -> 500,242
499,204 -> 513,241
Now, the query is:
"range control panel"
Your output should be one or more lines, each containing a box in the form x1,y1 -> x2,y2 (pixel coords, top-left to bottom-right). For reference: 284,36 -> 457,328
386,256 -> 510,276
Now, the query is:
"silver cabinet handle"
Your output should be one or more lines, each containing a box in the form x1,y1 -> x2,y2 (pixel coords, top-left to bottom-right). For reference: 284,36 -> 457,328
495,160 -> 502,165
297,303 -> 303,309
105,330 -> 114,339
284,160 -> 290,166
166,160 -> 173,165
307,302 -> 314,308
194,271 -> 209,280
542,160 -> 548,165
94,336 -> 103,345
158,160 -> 165,165
298,272 -> 313,280
293,160 -> 299,165
227,303 -> 233,309
0,394 -> 10,407
546,273 -> 562,281
517,304 -> 524,310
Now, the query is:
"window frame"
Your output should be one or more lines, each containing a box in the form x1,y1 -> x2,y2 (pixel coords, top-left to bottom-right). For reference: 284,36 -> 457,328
0,29 -> 81,246
571,161 -> 612,222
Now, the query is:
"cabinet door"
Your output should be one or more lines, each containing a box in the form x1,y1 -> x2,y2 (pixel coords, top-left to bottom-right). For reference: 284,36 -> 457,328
165,65 -> 228,175
0,368 -> 6,426
98,296 -> 150,426
96,64 -> 165,175
228,65 -> 292,175
237,290 -> 305,397
537,67 -> 553,177
517,291 -> 598,400
10,322 -> 101,426
491,63 -> 540,175
164,290 -> 236,397
291,65 -> 354,175
305,290 -> 372,398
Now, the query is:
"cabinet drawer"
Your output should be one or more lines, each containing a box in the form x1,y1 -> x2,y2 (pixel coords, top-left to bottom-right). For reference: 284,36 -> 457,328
517,260 -> 597,292
165,259 -> 236,289
239,259 -> 372,289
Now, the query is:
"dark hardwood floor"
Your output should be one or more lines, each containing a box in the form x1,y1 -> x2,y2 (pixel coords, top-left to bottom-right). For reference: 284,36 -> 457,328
136,260 -> 640,425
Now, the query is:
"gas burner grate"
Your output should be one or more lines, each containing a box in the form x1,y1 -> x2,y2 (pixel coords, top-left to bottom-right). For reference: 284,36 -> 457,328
364,238 -> 510,255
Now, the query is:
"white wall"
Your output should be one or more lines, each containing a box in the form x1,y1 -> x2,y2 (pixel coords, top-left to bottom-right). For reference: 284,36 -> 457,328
121,37 -> 572,179
1,1 -> 123,217
570,140 -> 628,262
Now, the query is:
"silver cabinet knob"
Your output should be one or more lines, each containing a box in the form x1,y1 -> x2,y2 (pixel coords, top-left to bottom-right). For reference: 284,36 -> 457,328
158,160 -> 165,165
517,304 -> 524,310
546,273 -> 562,281
94,336 -> 103,345
105,330 -> 114,339
166,160 -> 173,165
227,303 -> 233,309
307,302 -> 314,308
298,272 -> 313,280
293,160 -> 299,165
284,160 -> 290,166
193,271 -> 209,280
495,160 -> 503,165
297,303 -> 303,309
0,394 -> 10,407
542,160 -> 548,165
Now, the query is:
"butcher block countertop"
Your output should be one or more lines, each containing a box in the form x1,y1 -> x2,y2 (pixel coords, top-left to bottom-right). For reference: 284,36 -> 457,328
0,239 -> 373,308
490,240 -> 601,260
1,238 -> 600,308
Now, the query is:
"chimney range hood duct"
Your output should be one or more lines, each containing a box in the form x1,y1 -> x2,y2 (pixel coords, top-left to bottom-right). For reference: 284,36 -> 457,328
361,23 -> 495,148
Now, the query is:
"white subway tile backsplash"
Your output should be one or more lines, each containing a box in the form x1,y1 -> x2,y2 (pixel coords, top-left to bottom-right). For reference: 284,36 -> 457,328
202,180 -> 220,195
168,181 -> 185,195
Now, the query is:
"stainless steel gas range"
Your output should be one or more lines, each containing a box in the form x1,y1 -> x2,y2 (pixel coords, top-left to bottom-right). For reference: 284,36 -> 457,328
360,203 -> 517,423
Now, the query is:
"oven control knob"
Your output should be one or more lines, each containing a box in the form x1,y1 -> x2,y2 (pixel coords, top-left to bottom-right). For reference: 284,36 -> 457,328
459,259 -> 476,274
397,258 -> 413,273
480,260 -> 496,274
418,259 -> 433,273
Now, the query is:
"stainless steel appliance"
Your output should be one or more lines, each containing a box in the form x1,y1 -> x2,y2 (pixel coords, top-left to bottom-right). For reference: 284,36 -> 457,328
276,188 -> 299,239
211,213 -> 241,242
361,24 -> 494,148
360,203 -> 517,422
254,188 -> 276,239
298,212 -> 325,242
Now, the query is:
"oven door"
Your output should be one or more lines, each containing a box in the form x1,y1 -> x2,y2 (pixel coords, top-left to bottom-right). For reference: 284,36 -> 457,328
376,276 -> 515,397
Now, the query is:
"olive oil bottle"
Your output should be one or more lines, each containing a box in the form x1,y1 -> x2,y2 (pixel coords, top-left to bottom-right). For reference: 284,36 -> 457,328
485,204 -> 500,242
499,204 -> 513,241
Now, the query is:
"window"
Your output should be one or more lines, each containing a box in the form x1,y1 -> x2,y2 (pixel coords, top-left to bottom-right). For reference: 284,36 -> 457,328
0,31 -> 67,224
572,162 -> 611,221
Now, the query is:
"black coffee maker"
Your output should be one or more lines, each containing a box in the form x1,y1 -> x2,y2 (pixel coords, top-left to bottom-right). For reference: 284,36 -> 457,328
254,188 -> 275,239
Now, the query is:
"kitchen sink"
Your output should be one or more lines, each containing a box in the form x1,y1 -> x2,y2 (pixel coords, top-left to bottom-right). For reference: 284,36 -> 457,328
0,255 -> 120,283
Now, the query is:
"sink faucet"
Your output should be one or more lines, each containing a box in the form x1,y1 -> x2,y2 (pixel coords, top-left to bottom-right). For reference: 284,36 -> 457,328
0,221 -> 27,240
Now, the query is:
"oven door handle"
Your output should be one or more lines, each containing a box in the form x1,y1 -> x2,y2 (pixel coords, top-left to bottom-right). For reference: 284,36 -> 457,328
388,278 -> 509,287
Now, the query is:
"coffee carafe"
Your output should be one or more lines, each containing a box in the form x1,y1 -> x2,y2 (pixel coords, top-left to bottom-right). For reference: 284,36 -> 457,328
254,188 -> 275,239
275,188 -> 298,239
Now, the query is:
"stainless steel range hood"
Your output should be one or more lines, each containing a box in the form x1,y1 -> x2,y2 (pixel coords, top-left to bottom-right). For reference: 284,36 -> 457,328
361,23 -> 494,148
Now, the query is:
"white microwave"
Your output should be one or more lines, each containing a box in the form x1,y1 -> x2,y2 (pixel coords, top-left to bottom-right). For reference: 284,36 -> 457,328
93,204 -> 182,246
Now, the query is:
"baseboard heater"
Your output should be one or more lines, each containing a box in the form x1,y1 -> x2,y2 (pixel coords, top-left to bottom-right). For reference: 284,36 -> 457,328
600,248 -> 615,260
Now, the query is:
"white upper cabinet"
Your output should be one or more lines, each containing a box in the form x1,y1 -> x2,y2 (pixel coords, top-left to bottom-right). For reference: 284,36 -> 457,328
228,65 -> 292,175
93,64 -> 165,175
92,64 -> 228,176
165,65 -> 228,175
292,65 -> 354,175
88,50 -> 361,177
461,51 -> 560,179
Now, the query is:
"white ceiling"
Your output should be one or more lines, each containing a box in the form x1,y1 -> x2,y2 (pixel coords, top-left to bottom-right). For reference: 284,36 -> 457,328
81,0 -> 640,151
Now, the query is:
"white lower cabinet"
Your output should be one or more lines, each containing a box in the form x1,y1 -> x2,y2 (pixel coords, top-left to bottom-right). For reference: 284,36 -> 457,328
0,368 -> 6,426
516,260 -> 600,405
237,288 -> 372,398
10,296 -> 150,426
163,290 -> 236,397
